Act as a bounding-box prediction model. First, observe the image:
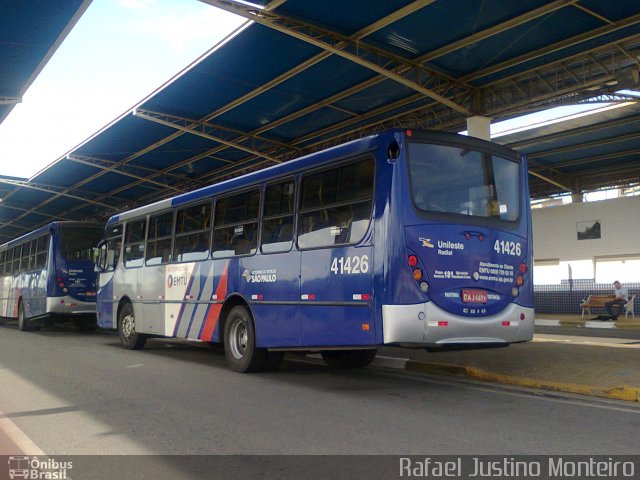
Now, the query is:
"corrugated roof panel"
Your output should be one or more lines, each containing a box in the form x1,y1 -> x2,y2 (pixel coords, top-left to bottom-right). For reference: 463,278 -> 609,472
581,0 -> 640,21
0,1 -> 87,124
366,0 -> 551,59
433,8 -> 604,77
213,55 -> 377,133
73,114 -> 179,162
476,24 -> 640,85
129,132 -> 221,171
32,158 -> 101,187
276,0 -> 413,36
141,25 -> 324,120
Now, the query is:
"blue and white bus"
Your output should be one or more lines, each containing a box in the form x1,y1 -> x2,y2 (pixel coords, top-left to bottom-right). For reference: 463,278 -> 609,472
0,221 -> 103,330
95,130 -> 533,372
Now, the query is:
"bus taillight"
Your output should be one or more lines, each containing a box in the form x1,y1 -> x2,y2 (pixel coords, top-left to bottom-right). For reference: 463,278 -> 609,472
516,275 -> 524,286
519,263 -> 527,273
408,255 -> 418,267
413,269 -> 423,281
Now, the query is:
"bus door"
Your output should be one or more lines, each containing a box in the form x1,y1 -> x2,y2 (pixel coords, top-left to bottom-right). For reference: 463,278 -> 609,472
243,180 -> 301,347
141,211 -> 175,336
96,225 -> 122,329
121,219 -> 149,331
209,184 -> 301,347
297,159 -> 376,347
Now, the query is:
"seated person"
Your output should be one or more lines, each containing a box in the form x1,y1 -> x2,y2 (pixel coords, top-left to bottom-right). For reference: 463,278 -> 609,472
605,280 -> 628,320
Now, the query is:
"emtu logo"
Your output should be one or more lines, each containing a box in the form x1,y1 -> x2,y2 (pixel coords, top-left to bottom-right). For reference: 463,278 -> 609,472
167,273 -> 188,288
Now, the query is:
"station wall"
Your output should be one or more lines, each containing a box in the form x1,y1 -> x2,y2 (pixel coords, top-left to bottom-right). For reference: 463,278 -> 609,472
531,195 -> 640,315
532,195 -> 640,260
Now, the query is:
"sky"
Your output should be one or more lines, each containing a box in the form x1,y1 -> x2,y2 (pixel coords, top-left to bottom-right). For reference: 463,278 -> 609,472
0,0 -> 245,179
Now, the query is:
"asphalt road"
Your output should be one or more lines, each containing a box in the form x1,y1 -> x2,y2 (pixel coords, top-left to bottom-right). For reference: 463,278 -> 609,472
0,321 -> 639,460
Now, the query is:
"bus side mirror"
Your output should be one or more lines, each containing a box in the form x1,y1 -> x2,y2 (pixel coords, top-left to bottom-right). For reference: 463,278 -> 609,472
93,243 -> 106,272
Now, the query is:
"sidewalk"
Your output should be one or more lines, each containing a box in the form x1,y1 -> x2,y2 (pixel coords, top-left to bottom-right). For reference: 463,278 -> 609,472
535,313 -> 640,330
377,333 -> 640,402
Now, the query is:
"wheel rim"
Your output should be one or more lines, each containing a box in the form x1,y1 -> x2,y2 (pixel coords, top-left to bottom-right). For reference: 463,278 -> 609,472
229,319 -> 248,360
121,314 -> 135,340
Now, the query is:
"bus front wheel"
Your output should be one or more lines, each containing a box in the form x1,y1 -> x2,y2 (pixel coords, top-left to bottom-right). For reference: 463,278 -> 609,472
224,305 -> 267,373
118,303 -> 147,350
321,349 -> 377,368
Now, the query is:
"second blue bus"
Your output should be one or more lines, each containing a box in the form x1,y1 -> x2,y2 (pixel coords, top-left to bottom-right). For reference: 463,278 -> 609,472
0,221 -> 103,330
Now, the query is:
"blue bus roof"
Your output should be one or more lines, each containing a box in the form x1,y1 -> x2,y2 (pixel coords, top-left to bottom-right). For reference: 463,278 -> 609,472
107,129 -> 521,226
0,221 -> 104,250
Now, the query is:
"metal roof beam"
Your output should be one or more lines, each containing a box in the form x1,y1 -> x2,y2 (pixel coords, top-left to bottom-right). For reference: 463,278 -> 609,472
66,154 -> 186,193
0,96 -> 22,105
530,148 -> 640,171
420,0 -> 581,63
528,131 -> 640,159
134,109 -> 293,165
505,113 -> 640,149
462,13 -> 640,83
0,178 -> 114,209
527,171 -> 573,192
201,0 -> 472,115
199,0 -> 436,121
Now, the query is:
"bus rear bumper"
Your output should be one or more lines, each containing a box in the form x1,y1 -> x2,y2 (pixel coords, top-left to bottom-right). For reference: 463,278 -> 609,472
382,302 -> 535,347
46,296 -> 96,315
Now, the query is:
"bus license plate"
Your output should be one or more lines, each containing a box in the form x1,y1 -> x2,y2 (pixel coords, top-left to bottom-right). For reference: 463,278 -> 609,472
462,289 -> 487,304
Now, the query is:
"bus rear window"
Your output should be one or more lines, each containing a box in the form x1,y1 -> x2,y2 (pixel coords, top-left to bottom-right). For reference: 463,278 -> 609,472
407,142 -> 519,221
61,227 -> 103,261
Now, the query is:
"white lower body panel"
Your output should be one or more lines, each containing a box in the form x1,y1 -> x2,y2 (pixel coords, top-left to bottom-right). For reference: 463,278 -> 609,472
46,296 -> 96,315
382,302 -> 534,346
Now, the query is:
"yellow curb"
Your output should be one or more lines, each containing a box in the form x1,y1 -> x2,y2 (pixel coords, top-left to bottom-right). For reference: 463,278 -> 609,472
405,361 -> 640,402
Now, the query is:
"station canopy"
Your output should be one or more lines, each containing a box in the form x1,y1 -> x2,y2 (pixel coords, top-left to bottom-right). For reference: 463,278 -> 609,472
0,0 -> 90,125
1,0 -> 639,242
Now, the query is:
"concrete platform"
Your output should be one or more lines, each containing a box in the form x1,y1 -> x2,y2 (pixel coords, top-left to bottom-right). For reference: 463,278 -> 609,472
535,313 -> 640,330
377,333 -> 640,402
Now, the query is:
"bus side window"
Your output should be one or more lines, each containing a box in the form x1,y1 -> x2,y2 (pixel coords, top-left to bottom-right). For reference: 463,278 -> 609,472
173,202 -> 211,263
12,245 -> 21,273
261,180 -> 295,254
146,211 -> 174,266
298,158 -> 374,249
213,189 -> 260,258
35,235 -> 48,270
4,249 -> 13,275
124,219 -> 147,268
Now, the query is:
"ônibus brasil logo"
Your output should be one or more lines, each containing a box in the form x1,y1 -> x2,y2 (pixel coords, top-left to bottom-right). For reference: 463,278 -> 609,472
7,456 -> 73,480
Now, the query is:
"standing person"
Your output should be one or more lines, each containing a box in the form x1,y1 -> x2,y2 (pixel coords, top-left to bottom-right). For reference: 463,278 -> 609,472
605,281 -> 628,320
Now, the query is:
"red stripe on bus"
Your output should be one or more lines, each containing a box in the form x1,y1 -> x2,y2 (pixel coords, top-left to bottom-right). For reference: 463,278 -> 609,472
200,263 -> 229,342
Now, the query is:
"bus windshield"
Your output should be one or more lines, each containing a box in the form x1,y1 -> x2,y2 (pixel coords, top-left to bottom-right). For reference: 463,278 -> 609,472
60,227 -> 103,261
407,142 -> 520,221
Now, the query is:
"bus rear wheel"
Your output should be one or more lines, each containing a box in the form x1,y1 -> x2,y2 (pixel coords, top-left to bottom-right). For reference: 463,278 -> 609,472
118,302 -> 147,350
17,300 -> 30,331
321,349 -> 377,368
224,305 -> 267,373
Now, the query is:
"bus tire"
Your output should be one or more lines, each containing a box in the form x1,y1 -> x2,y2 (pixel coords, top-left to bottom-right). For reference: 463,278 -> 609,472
16,300 -> 38,331
223,305 -> 266,373
321,349 -> 377,368
17,300 -> 30,332
118,302 -> 147,350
